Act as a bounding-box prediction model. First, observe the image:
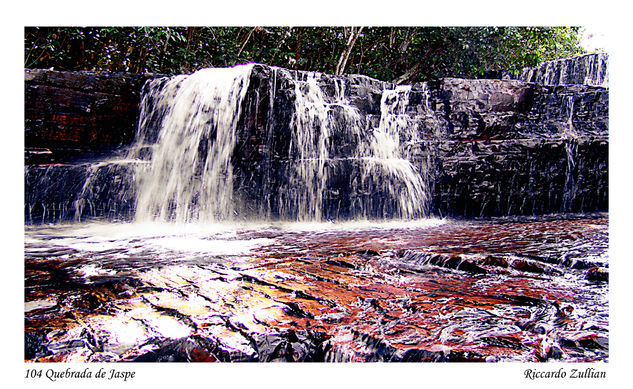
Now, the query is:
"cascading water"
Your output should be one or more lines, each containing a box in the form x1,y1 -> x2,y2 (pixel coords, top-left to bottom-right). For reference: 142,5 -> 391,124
130,65 -> 253,223
278,72 -> 355,221
73,160 -> 138,222
25,62 -> 608,225
518,53 -> 608,87
277,71 -> 430,221
354,85 -> 430,218
561,95 -> 579,212
24,63 -> 609,364
37,64 -> 431,224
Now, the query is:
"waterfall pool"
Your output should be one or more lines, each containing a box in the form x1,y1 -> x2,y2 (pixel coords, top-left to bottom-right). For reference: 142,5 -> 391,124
24,63 -> 609,363
25,213 -> 608,362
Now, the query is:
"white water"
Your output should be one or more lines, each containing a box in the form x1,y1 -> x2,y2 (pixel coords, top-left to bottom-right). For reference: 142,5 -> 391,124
279,71 -> 365,221
519,53 -> 608,87
562,95 -> 579,212
73,159 -> 142,222
355,85 -> 430,218
279,73 -> 430,221
131,65 -> 254,223
32,65 -> 433,224
25,218 -> 446,259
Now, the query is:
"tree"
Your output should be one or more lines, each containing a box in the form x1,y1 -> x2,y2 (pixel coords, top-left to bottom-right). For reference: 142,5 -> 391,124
334,27 -> 364,75
24,26 -> 586,83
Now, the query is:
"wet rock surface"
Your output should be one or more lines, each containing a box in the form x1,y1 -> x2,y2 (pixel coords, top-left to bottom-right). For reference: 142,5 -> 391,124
25,63 -> 607,222
25,215 -> 608,362
24,69 -> 163,164
232,65 -> 607,219
514,53 -> 608,87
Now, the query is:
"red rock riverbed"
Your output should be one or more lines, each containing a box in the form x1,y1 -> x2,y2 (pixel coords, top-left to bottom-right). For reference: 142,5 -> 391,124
24,215 -> 608,362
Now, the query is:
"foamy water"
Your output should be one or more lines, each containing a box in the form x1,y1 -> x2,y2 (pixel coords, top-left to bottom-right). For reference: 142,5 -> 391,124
25,218 -> 447,256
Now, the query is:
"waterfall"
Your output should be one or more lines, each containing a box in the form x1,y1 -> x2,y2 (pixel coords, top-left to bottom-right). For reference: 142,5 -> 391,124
518,53 -> 608,87
278,71 -> 364,221
583,53 -> 609,87
353,85 -> 430,219
279,72 -> 334,221
24,62 -> 609,224
73,160 -> 137,222
46,64 -> 431,224
277,72 -> 430,221
561,95 -> 579,212
131,64 -> 253,223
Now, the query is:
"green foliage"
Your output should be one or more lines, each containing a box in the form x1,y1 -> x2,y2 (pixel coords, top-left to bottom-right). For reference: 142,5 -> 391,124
24,26 -> 586,83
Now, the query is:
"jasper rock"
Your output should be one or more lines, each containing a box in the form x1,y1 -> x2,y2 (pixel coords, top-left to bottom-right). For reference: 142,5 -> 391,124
25,331 -> 50,360
515,53 -> 608,87
24,216 -> 609,363
131,337 -> 219,362
586,266 -> 608,282
24,61 -> 608,221
25,69 -> 163,162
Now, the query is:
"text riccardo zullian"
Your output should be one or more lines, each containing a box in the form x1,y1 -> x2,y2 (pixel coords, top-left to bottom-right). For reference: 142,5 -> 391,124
524,367 -> 606,380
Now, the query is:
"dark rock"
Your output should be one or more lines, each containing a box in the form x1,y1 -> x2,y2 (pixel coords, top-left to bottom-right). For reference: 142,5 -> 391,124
578,335 -> 608,351
586,266 -> 608,282
514,53 -> 608,87
254,330 -> 328,362
25,331 -> 50,360
131,337 -> 219,362
25,69 -> 163,163
24,62 -> 608,222
456,259 -> 487,274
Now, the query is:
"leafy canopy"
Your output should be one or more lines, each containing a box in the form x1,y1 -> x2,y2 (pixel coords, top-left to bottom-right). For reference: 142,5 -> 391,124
24,26 -> 586,83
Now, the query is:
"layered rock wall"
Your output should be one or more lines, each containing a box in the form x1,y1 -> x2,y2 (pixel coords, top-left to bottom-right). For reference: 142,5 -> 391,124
514,53 -> 608,87
25,69 -> 161,164
230,66 -> 607,218
24,63 -> 608,221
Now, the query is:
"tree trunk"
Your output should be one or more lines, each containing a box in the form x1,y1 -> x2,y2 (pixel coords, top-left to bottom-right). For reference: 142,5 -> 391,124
270,27 -> 291,65
392,41 -> 454,84
386,27 -> 419,74
236,27 -> 257,58
159,28 -> 171,73
335,27 -> 364,76
294,29 -> 303,70
392,61 -> 424,84
398,27 -> 418,54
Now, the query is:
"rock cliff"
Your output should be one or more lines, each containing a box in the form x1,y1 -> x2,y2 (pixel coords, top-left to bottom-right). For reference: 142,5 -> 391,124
24,62 -> 608,222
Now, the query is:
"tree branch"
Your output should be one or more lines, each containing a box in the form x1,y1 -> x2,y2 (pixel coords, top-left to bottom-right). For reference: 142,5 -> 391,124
335,26 -> 364,76
392,40 -> 455,84
236,27 -> 258,58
